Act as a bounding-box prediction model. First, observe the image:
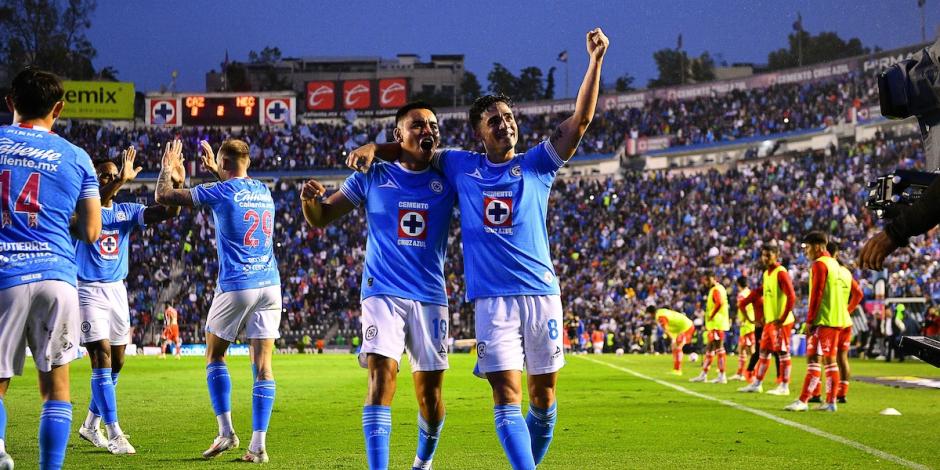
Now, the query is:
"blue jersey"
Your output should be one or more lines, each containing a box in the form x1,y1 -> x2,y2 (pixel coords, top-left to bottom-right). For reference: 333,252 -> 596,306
341,161 -> 456,306
434,140 -> 564,300
0,124 -> 99,289
191,178 -> 280,292
74,202 -> 146,283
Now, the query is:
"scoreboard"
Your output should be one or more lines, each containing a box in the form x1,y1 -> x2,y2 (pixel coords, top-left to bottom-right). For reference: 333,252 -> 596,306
146,93 -> 296,127
183,96 -> 257,126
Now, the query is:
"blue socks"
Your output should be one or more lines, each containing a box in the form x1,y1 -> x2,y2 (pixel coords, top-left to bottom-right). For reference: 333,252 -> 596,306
0,397 -> 6,448
89,368 -> 118,424
39,400 -> 71,470
363,405 -> 392,470
526,403 -> 557,465
88,370 -> 120,418
494,404 -> 535,470
206,362 -> 232,416
251,380 -> 276,432
413,413 -> 444,469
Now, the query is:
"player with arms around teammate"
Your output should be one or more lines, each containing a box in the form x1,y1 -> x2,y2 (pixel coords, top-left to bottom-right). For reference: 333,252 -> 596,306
0,68 -> 102,470
649,306 -> 695,375
74,147 -> 182,454
347,28 -> 608,470
155,139 -> 280,463
690,272 -> 730,384
739,242 -> 797,394
302,102 -> 455,470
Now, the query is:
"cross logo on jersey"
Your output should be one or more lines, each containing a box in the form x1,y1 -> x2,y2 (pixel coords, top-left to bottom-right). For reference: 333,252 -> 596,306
98,231 -> 120,260
484,197 -> 512,227
398,210 -> 428,240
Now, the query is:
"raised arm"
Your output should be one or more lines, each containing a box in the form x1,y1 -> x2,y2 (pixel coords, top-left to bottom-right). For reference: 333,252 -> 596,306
154,139 -> 194,207
99,146 -> 142,206
300,179 -> 356,228
199,140 -> 222,181
550,28 -> 609,160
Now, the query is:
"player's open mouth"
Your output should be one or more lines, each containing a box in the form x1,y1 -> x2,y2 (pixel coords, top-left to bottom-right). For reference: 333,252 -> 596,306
420,137 -> 434,151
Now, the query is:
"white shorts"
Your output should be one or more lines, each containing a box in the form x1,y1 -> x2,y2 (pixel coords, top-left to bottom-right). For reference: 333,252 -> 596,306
78,281 -> 131,346
205,286 -> 282,342
473,295 -> 565,378
0,280 -> 81,377
359,296 -> 449,372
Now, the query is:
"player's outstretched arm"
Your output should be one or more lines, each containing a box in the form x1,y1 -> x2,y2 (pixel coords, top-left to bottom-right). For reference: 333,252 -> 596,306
144,159 -> 184,224
346,142 -> 402,173
154,139 -> 195,207
550,28 -> 608,161
300,179 -> 355,228
99,146 -> 142,206
551,28 -> 610,161
73,197 -> 102,243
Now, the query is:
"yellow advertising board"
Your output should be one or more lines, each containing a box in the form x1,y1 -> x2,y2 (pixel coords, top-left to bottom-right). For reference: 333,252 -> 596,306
59,81 -> 135,120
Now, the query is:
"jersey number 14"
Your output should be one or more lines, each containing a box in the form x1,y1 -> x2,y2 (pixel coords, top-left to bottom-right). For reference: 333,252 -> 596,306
0,171 -> 41,227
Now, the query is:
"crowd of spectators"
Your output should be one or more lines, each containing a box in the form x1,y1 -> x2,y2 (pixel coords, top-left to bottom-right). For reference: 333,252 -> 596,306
52,71 -> 879,175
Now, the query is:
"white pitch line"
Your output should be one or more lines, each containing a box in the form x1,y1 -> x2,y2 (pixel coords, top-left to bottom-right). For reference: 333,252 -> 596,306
578,356 -> 932,470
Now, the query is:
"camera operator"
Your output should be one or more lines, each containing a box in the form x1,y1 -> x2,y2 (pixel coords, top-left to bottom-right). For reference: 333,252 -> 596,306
859,38 -> 940,270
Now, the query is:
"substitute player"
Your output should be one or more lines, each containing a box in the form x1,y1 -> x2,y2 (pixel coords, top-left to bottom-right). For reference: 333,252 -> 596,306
650,306 -> 695,375
0,68 -> 102,470
75,146 -> 182,454
690,272 -> 730,384
731,276 -> 757,382
160,302 -> 182,360
155,139 -> 280,463
739,242 -> 796,394
807,241 -> 863,404
301,102 -> 455,470
785,232 -> 849,412
348,28 -> 609,470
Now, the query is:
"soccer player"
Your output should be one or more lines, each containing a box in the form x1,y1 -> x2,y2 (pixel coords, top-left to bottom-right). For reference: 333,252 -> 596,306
301,102 -> 455,470
690,272 -> 730,384
347,27 -> 608,470
737,278 -> 781,383
160,302 -> 182,359
739,242 -> 797,394
730,276 -> 757,382
154,138 -> 281,463
74,147 -> 182,454
785,232 -> 849,412
650,306 -> 695,375
0,68 -> 102,470
807,241 -> 863,404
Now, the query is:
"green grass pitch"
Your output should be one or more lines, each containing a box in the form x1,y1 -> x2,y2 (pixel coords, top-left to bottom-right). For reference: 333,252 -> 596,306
1,353 -> 937,469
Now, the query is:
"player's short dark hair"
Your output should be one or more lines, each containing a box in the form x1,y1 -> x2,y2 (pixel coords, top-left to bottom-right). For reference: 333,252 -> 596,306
826,240 -> 840,255
219,139 -> 250,163
736,276 -> 748,287
645,305 -> 656,314
395,101 -> 437,124
761,241 -> 779,254
8,67 -> 64,120
703,270 -> 715,279
469,93 -> 513,130
93,158 -> 116,169
802,231 -> 828,246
